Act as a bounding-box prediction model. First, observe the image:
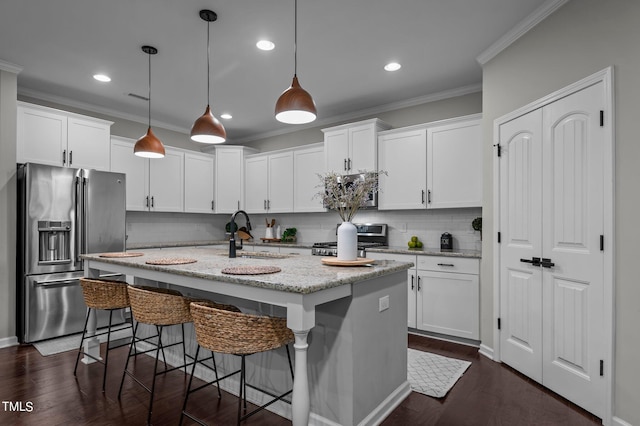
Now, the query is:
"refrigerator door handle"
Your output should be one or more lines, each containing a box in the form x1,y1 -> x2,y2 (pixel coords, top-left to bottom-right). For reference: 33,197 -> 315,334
74,175 -> 82,263
34,278 -> 78,287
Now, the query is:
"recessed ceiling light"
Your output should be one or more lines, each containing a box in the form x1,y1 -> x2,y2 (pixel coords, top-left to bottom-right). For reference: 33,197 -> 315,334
256,40 -> 275,51
220,113 -> 232,120
93,74 -> 111,82
384,62 -> 401,72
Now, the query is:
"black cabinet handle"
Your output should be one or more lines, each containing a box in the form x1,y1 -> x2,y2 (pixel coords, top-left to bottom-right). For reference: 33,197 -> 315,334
146,196 -> 149,208
427,189 -> 431,204
151,196 -> 154,208
541,258 -> 555,268
211,200 -> 214,210
520,257 -> 541,266
62,150 -> 67,165
437,263 -> 454,267
417,276 -> 421,291
421,190 -> 425,204
344,159 -> 347,171
69,150 -> 73,165
348,158 -> 352,171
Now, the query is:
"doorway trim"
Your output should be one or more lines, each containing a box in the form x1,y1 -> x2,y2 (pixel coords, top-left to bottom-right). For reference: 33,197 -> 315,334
491,66 -> 614,424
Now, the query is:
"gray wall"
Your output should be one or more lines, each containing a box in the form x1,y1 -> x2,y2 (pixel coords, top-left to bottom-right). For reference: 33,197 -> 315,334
481,1 -> 640,424
0,68 -> 18,344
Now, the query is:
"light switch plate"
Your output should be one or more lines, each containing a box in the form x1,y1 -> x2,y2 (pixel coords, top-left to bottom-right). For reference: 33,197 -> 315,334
379,295 -> 390,312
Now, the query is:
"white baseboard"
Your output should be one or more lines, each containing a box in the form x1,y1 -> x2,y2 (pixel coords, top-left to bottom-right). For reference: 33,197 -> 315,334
478,343 -> 494,360
0,336 -> 19,349
356,381 -> 411,426
611,416 -> 633,426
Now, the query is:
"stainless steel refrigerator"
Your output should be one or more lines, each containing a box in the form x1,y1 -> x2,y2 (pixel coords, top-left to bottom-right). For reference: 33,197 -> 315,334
17,163 -> 127,343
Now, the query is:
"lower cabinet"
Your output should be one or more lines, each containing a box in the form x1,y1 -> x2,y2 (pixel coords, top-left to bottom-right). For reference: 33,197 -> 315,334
368,252 -> 479,340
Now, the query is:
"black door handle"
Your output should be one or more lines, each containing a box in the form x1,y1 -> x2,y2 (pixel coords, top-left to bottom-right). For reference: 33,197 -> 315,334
541,258 -> 555,268
520,257 -> 541,266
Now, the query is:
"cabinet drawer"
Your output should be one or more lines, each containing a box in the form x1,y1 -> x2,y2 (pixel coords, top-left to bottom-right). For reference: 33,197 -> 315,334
417,256 -> 478,274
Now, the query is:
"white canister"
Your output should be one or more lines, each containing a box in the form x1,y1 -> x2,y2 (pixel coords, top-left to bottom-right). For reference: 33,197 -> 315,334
265,227 -> 274,239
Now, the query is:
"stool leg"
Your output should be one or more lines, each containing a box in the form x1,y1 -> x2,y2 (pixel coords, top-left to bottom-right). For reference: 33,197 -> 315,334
101,310 -> 114,393
179,345 -> 200,426
181,323 -> 187,373
147,325 -> 164,425
73,308 -> 92,377
237,355 -> 246,426
212,350 -> 222,399
286,344 -> 294,380
118,321 -> 139,400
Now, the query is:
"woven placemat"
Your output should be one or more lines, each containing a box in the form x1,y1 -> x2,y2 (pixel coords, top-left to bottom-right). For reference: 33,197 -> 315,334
221,265 -> 281,275
145,257 -> 197,265
99,252 -> 144,258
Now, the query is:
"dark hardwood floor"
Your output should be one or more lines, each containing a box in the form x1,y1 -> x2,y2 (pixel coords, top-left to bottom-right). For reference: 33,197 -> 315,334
0,333 -> 602,425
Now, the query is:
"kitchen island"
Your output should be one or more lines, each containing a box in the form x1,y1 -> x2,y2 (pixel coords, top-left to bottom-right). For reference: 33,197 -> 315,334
82,246 -> 413,426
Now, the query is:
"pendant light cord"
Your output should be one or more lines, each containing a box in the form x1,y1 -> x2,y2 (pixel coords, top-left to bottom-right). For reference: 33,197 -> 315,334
207,20 -> 211,106
147,51 -> 151,128
294,0 -> 298,76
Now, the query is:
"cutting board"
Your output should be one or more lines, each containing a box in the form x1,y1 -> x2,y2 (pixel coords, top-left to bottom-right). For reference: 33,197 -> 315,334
321,257 -> 375,266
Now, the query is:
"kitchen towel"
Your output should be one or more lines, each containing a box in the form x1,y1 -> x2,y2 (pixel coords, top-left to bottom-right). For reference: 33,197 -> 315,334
407,348 -> 471,398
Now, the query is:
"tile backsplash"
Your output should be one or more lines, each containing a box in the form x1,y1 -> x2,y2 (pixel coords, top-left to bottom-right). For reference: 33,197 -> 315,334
127,208 -> 482,251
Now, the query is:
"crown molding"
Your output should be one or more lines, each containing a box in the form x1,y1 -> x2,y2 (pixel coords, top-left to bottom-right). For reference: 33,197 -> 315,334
476,0 -> 569,66
235,83 -> 482,144
17,87 -> 189,134
0,59 -> 23,74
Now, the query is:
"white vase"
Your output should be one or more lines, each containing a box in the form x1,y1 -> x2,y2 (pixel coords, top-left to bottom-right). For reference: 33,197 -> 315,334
337,221 -> 358,261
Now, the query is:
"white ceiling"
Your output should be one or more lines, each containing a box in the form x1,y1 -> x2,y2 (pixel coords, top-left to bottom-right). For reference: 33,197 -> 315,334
0,0 -> 549,143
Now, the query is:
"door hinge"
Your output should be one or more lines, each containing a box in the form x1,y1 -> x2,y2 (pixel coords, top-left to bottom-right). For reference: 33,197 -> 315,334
600,235 -> 604,251
497,232 -> 501,243
600,110 -> 604,127
600,360 -> 604,376
497,318 -> 501,330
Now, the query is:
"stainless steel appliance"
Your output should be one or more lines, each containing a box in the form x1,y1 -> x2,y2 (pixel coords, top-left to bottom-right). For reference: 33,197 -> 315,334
311,223 -> 388,257
323,173 -> 378,209
17,163 -> 127,343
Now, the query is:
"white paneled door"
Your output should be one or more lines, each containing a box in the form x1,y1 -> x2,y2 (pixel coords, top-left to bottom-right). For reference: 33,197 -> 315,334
499,82 -> 606,417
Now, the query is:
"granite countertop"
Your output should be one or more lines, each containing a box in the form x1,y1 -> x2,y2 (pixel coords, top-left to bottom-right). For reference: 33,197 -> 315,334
368,246 -> 482,259
83,247 -> 413,295
127,240 -> 481,258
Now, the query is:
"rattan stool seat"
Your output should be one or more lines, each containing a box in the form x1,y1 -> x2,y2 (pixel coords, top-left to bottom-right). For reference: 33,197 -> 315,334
74,278 -> 134,393
181,301 -> 294,426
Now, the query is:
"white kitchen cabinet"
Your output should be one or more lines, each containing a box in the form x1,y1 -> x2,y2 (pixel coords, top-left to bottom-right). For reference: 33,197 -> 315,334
323,118 -> 390,173
214,146 -> 257,214
244,151 -> 294,214
426,117 -> 482,208
184,152 -> 215,213
367,252 -> 479,339
17,102 -> 112,170
109,137 -> 183,212
378,128 -> 427,210
293,143 -> 325,212
416,256 -> 479,340
377,114 -> 482,210
367,252 -> 418,328
110,137 -> 149,211
148,148 -> 184,212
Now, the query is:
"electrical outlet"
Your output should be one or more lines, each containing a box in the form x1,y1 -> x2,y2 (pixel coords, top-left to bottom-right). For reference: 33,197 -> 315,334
379,295 -> 390,312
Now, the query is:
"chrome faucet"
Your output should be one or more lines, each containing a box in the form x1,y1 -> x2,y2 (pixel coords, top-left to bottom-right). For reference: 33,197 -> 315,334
229,210 -> 252,258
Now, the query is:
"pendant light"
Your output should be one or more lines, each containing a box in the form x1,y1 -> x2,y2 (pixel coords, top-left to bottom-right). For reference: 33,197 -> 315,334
190,9 -> 226,144
275,0 -> 317,124
134,45 -> 165,158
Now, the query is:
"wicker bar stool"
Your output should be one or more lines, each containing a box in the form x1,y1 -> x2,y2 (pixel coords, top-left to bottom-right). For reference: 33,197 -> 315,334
118,285 -> 209,425
181,301 -> 294,426
73,277 -> 134,393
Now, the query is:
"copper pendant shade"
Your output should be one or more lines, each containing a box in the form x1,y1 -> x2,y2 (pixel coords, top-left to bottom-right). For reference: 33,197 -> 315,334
275,0 -> 317,124
190,9 -> 226,144
134,45 -> 165,158
275,74 -> 317,124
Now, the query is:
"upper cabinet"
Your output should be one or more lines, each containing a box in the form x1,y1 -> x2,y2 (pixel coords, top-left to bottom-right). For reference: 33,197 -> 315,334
17,102 -> 112,170
323,118 -> 391,173
110,137 -> 184,212
214,146 -> 257,214
427,117 -> 482,208
293,143 -> 325,212
378,114 -> 482,210
184,152 -> 215,214
244,151 -> 294,214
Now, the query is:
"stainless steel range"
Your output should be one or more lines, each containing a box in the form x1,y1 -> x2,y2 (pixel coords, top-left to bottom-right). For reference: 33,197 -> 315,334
312,223 -> 388,257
